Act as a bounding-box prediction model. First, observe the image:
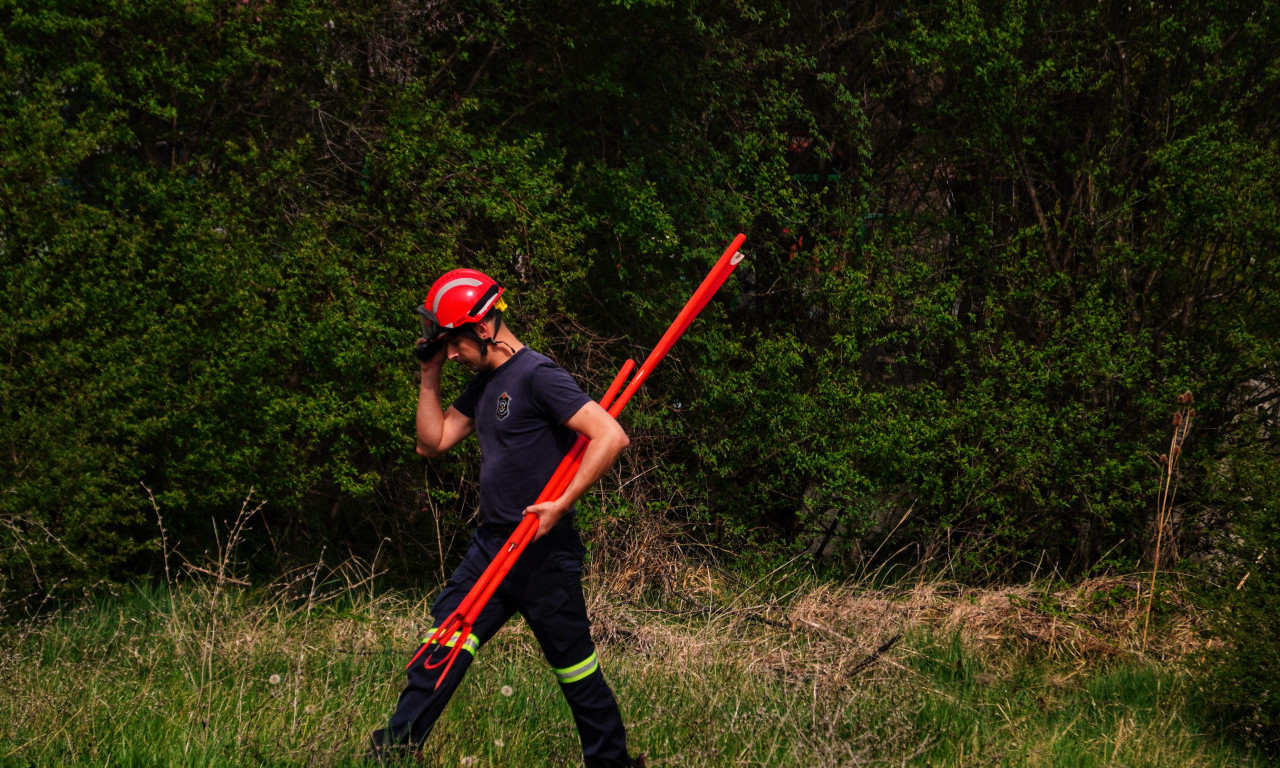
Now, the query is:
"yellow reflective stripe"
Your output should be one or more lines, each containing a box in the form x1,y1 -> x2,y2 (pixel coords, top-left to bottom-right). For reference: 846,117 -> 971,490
422,628 -> 480,656
553,652 -> 599,684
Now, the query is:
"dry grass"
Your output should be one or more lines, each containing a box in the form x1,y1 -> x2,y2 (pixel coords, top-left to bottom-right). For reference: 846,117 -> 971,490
584,514 -> 1208,674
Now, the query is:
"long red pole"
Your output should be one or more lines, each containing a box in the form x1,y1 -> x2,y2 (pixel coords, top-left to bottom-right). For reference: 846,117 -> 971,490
527,233 -> 748,507
604,233 -> 747,418
411,234 -> 747,685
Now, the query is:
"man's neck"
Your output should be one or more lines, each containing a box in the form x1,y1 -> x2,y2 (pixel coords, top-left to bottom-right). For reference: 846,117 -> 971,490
484,332 -> 525,370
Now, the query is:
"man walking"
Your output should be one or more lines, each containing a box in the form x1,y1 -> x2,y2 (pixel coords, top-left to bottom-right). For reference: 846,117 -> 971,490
370,268 -> 643,767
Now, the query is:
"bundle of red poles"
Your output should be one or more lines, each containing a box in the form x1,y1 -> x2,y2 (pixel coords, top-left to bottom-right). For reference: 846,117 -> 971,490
408,233 -> 748,687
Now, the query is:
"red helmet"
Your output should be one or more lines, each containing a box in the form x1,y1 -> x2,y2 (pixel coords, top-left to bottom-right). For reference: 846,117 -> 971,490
415,268 -> 505,342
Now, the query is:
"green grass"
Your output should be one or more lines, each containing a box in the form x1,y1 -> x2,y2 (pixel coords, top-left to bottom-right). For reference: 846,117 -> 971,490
901,631 -> 1235,766
0,563 -> 1270,767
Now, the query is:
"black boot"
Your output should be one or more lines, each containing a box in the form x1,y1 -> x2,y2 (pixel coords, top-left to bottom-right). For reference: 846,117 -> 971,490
365,728 -> 418,764
586,754 -> 645,768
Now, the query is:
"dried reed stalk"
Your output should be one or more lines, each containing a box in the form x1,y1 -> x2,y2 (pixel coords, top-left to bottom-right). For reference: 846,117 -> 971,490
1142,391 -> 1195,652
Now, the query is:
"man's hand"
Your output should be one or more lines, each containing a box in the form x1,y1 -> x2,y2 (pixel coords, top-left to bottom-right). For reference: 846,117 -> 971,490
416,336 -> 447,372
524,498 -> 571,540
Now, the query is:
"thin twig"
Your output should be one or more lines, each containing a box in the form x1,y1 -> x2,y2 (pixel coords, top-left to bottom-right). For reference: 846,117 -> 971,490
847,633 -> 902,676
182,563 -> 251,587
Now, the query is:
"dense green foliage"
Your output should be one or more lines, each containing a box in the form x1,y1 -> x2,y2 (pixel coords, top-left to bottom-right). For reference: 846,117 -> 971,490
1196,440 -> 1280,752
2,0 -> 1277,710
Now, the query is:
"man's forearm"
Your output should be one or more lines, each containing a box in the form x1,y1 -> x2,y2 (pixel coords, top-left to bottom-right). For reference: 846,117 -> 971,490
527,401 -> 629,538
415,371 -> 446,456
550,430 -> 627,516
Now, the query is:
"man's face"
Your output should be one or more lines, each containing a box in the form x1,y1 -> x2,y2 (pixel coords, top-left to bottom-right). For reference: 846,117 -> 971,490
446,331 -> 490,373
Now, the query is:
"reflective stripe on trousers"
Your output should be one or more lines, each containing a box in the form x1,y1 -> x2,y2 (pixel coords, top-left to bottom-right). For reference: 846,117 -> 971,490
554,651 -> 600,684
422,628 -> 481,657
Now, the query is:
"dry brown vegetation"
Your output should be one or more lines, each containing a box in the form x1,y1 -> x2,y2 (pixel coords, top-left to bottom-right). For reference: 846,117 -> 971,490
580,514 -> 1210,671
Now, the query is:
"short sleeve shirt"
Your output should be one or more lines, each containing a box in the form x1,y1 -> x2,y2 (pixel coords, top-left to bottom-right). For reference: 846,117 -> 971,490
451,348 -> 592,525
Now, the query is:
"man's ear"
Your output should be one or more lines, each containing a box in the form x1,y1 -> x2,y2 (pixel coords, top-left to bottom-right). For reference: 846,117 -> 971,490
473,320 -> 493,340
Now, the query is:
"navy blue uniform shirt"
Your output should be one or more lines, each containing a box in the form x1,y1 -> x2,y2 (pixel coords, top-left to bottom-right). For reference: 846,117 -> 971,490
451,348 -> 591,526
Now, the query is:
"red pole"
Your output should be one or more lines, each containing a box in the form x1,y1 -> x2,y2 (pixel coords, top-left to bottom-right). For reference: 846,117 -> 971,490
605,233 -> 746,418
532,233 -> 748,503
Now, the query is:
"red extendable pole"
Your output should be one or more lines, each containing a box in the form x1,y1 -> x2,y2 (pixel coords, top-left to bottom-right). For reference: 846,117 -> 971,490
530,233 -> 749,503
606,233 -> 746,418
413,235 -> 747,685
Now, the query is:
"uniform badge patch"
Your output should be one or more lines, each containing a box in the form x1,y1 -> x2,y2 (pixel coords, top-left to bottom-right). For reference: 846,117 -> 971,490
496,391 -> 511,420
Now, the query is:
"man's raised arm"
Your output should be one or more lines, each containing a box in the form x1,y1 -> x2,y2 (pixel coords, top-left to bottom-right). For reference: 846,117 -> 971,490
415,349 -> 474,457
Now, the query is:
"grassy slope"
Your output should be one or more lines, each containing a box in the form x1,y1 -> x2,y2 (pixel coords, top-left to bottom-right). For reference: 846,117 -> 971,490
0,546 -> 1269,768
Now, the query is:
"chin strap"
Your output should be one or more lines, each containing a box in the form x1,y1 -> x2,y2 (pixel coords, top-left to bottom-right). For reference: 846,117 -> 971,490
461,308 -> 516,359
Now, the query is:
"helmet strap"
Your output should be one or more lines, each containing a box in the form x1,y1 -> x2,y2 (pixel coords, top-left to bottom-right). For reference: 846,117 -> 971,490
459,313 -> 515,359
487,312 -> 518,356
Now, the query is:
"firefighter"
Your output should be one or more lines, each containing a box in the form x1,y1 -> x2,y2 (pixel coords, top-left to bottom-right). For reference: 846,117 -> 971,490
369,269 -> 644,767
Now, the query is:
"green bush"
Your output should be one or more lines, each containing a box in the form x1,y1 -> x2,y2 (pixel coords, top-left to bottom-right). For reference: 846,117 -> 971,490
3,0 -> 1279,601
1195,439 -> 1280,754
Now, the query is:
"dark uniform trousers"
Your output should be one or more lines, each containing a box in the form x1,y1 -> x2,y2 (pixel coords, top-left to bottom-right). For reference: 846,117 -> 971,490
383,523 -> 632,767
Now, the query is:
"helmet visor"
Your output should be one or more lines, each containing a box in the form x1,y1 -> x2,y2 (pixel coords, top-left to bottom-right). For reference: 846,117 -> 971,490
414,304 -> 447,342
